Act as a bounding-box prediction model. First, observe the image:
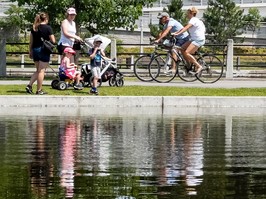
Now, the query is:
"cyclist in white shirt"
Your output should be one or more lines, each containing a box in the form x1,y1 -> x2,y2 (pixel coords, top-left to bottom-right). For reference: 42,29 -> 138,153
172,7 -> 206,74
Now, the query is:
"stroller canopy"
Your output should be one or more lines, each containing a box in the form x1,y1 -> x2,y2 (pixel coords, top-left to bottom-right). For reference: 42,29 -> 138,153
84,35 -> 111,51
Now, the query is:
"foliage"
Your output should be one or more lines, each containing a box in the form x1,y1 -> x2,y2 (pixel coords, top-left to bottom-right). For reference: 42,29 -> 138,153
11,0 -> 157,35
243,8 -> 261,34
149,0 -> 185,39
203,0 -> 262,44
0,5 -> 29,42
167,0 -> 186,25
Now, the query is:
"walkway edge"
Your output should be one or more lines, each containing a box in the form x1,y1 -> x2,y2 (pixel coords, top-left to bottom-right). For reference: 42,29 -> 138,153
1,96 -> 266,108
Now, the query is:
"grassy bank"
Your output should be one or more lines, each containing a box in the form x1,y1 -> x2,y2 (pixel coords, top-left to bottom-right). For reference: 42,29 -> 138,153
1,84 -> 266,96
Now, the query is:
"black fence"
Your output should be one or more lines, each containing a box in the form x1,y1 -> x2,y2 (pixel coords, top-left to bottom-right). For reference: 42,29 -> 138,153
4,42 -> 266,76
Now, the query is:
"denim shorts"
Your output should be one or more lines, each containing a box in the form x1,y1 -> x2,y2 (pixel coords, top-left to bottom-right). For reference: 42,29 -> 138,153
32,47 -> 50,62
191,39 -> 205,47
176,36 -> 190,47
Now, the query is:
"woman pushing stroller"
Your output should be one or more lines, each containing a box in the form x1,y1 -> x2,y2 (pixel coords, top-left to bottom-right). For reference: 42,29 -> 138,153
59,47 -> 83,90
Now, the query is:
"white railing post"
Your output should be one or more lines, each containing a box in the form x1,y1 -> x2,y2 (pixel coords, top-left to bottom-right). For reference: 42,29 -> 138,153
58,54 -> 61,67
226,39 -> 234,79
111,38 -> 117,61
21,54 -> 25,69
131,55 -> 134,70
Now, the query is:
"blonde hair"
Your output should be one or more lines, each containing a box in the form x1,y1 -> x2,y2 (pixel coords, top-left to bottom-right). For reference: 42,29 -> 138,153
33,12 -> 49,31
188,7 -> 198,16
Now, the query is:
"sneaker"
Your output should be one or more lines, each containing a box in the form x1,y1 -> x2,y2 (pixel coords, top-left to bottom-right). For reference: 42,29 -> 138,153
165,69 -> 176,76
195,66 -> 203,75
25,85 -> 33,94
36,90 -> 47,95
74,84 -> 83,90
89,89 -> 98,95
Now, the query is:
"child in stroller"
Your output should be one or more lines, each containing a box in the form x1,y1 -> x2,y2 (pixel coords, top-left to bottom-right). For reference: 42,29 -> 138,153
51,47 -> 83,90
81,35 -> 124,89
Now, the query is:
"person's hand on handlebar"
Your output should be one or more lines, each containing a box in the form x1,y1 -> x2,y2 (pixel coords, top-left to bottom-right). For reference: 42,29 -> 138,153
171,32 -> 178,36
75,35 -> 83,42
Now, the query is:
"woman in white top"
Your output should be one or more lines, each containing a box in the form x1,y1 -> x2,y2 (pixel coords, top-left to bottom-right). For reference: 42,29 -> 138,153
57,7 -> 83,62
172,7 -> 206,74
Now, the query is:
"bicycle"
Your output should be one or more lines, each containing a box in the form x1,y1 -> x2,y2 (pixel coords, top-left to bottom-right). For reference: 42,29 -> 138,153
133,40 -> 166,82
148,38 -> 224,84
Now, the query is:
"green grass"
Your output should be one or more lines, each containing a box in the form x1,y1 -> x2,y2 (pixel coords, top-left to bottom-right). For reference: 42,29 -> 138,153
1,84 -> 266,96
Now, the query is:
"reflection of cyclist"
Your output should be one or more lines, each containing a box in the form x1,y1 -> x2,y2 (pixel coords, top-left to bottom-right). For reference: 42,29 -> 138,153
154,12 -> 189,73
172,7 -> 206,74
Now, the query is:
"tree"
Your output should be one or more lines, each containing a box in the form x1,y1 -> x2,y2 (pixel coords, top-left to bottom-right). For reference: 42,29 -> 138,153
167,0 -> 186,25
11,0 -> 157,35
243,8 -> 261,37
0,5 -> 28,41
203,0 -> 262,44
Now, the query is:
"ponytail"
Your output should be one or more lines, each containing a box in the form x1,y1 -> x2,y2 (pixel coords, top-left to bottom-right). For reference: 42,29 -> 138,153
33,12 -> 49,31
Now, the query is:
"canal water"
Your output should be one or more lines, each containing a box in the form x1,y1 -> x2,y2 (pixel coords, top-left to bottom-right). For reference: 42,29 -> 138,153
0,107 -> 265,199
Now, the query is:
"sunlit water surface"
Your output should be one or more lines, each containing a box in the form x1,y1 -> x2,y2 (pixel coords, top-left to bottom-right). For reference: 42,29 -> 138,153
0,108 -> 265,199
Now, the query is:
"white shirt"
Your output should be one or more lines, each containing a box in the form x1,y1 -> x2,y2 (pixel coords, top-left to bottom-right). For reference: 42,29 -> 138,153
58,19 -> 76,47
188,17 -> 206,41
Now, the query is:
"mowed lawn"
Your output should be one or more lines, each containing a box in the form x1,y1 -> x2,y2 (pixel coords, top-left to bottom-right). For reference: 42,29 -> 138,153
1,84 -> 266,96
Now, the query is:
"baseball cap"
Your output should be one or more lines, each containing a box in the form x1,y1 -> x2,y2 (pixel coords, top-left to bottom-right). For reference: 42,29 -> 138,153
94,37 -> 103,43
64,47 -> 76,54
67,7 -> 76,15
157,12 -> 169,19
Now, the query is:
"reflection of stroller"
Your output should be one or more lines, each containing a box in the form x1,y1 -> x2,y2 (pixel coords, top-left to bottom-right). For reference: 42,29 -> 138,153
81,35 -> 124,87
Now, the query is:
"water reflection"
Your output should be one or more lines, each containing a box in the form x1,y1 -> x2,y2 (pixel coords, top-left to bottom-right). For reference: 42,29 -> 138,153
60,119 -> 80,198
0,108 -> 265,199
30,118 -> 49,197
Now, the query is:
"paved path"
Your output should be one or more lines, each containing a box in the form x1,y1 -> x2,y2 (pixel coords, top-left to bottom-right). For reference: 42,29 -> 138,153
0,78 -> 265,88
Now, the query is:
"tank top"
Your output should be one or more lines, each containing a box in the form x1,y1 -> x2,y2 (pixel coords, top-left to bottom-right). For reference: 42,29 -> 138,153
58,19 -> 76,47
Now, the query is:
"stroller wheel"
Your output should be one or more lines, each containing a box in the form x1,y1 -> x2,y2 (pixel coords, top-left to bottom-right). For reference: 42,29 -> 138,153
57,81 -> 68,90
81,81 -> 89,87
108,76 -> 116,87
116,78 -> 124,87
51,79 -> 59,89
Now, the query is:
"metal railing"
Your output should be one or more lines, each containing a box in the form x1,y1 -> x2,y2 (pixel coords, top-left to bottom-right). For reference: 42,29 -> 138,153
2,40 -> 266,78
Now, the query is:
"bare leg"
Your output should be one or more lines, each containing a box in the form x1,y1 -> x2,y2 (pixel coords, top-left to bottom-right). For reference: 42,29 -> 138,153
92,76 -> 99,88
28,61 -> 39,86
36,61 -> 49,92
74,50 -> 81,65
182,43 -> 202,70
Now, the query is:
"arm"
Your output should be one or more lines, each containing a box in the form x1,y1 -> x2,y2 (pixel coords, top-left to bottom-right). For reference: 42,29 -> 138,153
49,34 -> 56,44
155,26 -> 172,43
89,47 -> 99,59
29,33 -> 33,59
61,20 -> 82,41
100,49 -> 106,58
64,58 -> 76,69
172,24 -> 192,36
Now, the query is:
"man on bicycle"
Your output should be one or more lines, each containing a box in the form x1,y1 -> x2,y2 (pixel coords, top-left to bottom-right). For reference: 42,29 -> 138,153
154,12 -> 190,73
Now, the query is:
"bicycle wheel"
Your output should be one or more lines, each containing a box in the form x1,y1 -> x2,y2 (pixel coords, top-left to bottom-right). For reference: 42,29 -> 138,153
177,61 -> 197,82
196,54 -> 224,83
149,54 -> 177,83
134,55 -> 153,82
